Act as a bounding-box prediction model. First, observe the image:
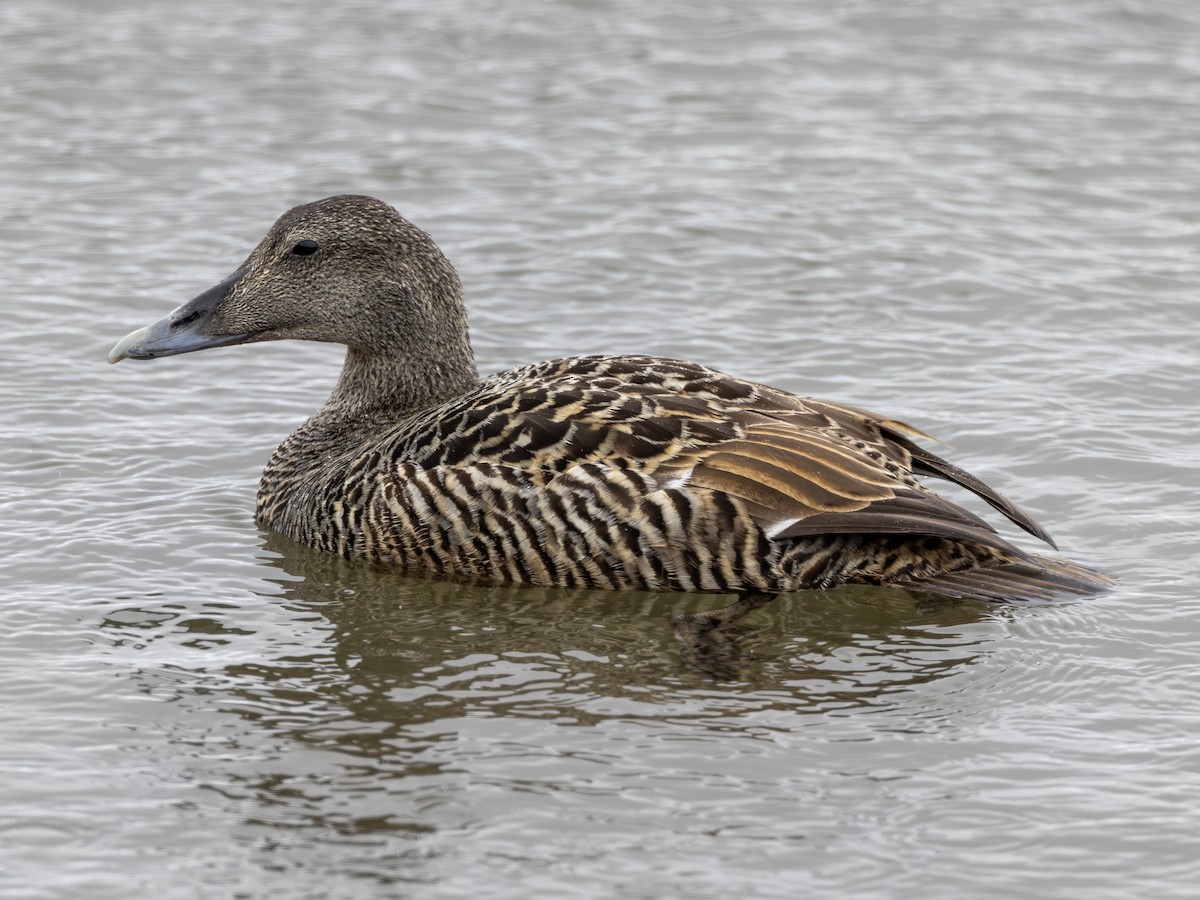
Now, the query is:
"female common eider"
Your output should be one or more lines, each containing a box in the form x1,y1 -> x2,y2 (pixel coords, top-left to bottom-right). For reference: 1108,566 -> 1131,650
109,195 -> 1110,604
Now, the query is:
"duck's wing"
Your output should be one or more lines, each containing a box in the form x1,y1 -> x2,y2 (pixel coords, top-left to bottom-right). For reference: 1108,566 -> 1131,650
579,357 -> 1057,551
401,355 -> 1054,556
798,397 -> 1059,548
652,407 -> 1031,559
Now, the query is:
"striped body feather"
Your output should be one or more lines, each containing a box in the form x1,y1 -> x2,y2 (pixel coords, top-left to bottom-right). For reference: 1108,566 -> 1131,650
256,354 -> 1099,598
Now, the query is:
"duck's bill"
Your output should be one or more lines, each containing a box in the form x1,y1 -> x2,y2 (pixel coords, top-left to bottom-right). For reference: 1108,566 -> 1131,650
107,318 -> 253,363
108,270 -> 253,364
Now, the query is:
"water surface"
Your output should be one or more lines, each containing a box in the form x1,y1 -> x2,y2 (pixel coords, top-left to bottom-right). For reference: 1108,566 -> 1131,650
2,1 -> 1198,897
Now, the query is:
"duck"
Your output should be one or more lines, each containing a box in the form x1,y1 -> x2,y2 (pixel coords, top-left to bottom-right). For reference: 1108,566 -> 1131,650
109,194 -> 1111,604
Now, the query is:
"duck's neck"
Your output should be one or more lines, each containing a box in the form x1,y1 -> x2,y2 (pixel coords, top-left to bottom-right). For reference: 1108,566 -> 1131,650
320,343 -> 480,426
256,342 -> 479,538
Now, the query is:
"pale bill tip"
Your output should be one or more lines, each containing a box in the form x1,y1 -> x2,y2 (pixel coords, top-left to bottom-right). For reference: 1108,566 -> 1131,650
107,324 -> 152,364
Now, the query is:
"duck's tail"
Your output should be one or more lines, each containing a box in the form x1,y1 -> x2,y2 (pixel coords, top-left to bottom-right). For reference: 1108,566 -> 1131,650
899,554 -> 1114,605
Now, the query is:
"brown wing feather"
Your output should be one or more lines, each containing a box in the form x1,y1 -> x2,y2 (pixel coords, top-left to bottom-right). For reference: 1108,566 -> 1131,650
883,431 -> 1058,548
773,493 -> 1026,558
762,397 -> 1058,550
673,421 -> 897,518
644,384 -> 1052,556
414,356 -> 1057,560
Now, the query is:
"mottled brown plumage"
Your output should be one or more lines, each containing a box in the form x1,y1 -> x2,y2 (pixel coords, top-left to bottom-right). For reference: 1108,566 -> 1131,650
109,195 -> 1111,603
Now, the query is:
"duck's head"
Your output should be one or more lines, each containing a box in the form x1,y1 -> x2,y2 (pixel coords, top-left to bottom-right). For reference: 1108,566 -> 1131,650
108,194 -> 469,365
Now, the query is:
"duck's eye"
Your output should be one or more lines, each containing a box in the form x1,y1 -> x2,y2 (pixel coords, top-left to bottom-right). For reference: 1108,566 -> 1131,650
292,239 -> 320,256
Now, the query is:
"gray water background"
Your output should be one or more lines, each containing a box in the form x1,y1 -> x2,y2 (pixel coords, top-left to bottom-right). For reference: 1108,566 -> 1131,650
2,1 -> 1198,897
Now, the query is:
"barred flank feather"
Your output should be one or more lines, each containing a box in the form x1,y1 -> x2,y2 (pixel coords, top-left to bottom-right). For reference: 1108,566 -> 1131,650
113,195 -> 1111,604
257,351 -> 1110,601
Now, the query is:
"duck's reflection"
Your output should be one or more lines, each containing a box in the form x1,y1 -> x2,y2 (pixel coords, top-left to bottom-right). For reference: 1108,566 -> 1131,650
99,532 -> 1013,867
253,532 -> 995,690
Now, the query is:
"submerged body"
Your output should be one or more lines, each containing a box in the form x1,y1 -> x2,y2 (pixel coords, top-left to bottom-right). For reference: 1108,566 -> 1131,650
110,195 -> 1110,603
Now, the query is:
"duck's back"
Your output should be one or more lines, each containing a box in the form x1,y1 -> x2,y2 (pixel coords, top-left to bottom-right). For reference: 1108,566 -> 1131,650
258,354 -> 1102,599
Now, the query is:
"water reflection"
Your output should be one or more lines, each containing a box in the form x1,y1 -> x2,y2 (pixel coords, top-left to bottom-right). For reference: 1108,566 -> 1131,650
249,532 -> 998,705
96,534 -> 1013,883
100,530 -> 1006,734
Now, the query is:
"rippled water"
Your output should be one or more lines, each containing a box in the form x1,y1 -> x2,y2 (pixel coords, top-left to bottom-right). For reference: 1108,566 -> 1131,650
2,1 -> 1198,897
